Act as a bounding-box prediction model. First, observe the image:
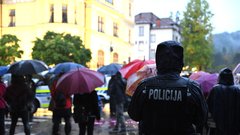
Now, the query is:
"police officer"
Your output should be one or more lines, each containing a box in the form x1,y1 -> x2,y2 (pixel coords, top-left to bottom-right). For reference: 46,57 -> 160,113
128,40 -> 208,135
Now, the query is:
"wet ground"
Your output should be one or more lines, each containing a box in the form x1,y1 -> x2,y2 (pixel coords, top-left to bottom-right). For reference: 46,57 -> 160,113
6,104 -> 139,135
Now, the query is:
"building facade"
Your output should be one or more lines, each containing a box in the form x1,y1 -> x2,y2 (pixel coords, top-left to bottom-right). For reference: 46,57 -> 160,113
0,0 -> 134,69
134,12 -> 181,60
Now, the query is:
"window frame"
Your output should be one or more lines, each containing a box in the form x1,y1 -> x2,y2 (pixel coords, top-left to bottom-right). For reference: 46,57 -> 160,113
98,16 -> 104,33
139,26 -> 144,36
62,4 -> 68,23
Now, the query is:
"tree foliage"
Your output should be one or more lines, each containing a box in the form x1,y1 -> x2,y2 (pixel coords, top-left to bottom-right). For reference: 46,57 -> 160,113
0,34 -> 23,65
32,31 -> 92,66
180,0 -> 214,71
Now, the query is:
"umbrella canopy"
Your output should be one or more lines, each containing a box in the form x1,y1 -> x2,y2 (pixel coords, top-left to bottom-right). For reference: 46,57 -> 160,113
0,66 -> 9,76
190,72 -> 218,97
56,68 -> 105,95
233,63 -> 240,74
7,60 -> 48,75
97,63 -> 122,75
189,71 -> 209,80
50,62 -> 85,74
119,59 -> 155,79
196,73 -> 218,96
126,64 -> 157,96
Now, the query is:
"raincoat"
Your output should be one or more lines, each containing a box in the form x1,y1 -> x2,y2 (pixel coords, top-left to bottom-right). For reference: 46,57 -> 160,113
207,68 -> 240,135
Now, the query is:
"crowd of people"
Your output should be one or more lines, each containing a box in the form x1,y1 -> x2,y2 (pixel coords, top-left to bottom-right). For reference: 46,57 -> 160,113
0,40 -> 240,135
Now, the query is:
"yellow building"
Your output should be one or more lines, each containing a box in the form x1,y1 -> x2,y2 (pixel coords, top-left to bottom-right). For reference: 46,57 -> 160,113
0,0 -> 134,69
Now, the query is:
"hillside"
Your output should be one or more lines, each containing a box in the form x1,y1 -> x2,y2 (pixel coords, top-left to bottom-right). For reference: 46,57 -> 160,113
212,31 -> 240,70
213,31 -> 240,54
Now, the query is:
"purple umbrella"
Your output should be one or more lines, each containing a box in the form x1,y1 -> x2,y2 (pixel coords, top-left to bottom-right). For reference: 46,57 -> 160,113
56,68 -> 105,95
195,73 -> 218,97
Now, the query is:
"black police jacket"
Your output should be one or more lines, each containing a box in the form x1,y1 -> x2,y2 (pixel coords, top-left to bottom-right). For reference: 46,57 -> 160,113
128,73 -> 208,135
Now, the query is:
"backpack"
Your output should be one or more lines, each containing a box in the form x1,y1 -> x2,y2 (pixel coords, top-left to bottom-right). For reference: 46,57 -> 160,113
54,91 -> 66,108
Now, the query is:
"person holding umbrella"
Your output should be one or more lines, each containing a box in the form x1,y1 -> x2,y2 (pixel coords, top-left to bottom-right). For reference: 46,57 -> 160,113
5,75 -> 34,135
50,72 -> 72,135
73,90 -> 101,135
108,71 -> 127,133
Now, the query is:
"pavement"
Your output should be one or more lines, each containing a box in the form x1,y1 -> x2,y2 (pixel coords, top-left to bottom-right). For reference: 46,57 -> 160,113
5,104 -> 139,135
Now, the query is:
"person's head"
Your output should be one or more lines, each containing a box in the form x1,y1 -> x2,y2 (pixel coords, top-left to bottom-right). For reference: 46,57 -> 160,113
218,67 -> 234,85
155,40 -> 184,74
11,74 -> 25,84
112,71 -> 122,79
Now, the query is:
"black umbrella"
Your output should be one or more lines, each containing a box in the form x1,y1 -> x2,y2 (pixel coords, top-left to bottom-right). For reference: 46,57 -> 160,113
7,60 -> 49,75
97,63 -> 122,76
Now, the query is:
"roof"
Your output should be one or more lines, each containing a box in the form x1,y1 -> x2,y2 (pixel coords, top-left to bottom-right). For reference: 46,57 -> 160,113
135,12 -> 160,24
135,12 -> 178,29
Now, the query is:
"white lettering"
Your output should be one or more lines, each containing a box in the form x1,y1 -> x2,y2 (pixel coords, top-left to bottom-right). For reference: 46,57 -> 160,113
149,89 -> 154,99
148,88 -> 183,102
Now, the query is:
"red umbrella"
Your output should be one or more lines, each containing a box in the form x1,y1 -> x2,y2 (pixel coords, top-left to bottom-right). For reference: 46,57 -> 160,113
56,68 -> 105,95
119,59 -> 155,79
126,64 -> 157,96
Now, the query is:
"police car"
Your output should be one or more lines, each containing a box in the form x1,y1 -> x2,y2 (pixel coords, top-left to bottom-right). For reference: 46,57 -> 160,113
95,75 -> 111,105
33,85 -> 51,113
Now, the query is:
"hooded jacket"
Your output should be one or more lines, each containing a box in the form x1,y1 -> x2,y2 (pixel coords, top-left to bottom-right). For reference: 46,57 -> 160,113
108,72 -> 127,104
128,41 -> 207,135
207,68 -> 240,135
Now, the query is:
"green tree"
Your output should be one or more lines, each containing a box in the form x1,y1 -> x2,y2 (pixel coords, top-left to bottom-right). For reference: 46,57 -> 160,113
0,34 -> 23,65
32,31 -> 92,66
180,0 -> 213,71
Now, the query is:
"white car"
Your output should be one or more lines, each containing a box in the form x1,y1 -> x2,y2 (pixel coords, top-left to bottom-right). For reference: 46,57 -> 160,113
33,85 -> 51,113
95,75 -> 111,104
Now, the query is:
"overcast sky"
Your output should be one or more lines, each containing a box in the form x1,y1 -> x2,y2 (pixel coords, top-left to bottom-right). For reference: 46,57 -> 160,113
134,0 -> 240,34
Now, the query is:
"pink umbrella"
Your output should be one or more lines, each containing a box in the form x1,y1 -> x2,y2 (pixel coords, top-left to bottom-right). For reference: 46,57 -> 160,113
56,68 -> 105,95
189,71 -> 209,80
195,73 -> 218,97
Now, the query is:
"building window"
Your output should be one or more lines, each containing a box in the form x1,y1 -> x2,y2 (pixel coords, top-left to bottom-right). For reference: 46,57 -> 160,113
113,53 -> 118,63
49,4 -> 54,23
9,9 -> 15,27
74,6 -> 77,24
139,26 -> 144,36
97,50 -> 104,68
113,22 -> 118,37
62,4 -> 68,23
98,16 -> 104,33
150,34 -> 156,43
105,0 -> 113,4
